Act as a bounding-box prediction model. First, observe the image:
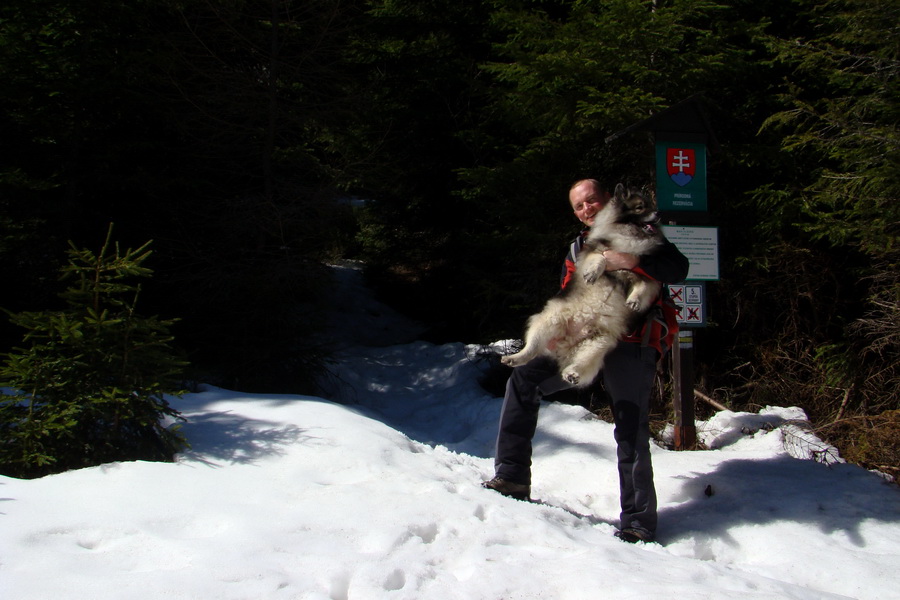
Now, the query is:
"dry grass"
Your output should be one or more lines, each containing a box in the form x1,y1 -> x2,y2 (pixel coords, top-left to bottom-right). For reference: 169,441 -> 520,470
818,410 -> 900,481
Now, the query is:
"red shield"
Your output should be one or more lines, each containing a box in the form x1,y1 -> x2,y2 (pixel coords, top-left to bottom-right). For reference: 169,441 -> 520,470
666,148 -> 695,187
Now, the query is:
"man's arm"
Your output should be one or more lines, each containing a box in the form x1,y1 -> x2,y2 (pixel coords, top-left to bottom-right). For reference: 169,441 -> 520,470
634,240 -> 689,284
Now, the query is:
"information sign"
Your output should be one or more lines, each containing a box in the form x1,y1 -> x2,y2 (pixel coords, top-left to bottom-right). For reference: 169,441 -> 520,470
660,225 -> 719,281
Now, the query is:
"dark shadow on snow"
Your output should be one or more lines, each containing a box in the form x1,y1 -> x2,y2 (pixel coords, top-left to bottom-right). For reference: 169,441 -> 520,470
657,455 -> 900,547
177,410 -> 320,467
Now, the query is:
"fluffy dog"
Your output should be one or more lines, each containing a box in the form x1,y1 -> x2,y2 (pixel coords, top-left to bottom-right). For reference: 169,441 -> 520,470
501,184 -> 665,387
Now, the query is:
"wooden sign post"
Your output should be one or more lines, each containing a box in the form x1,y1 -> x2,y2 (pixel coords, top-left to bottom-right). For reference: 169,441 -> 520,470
606,95 -> 720,450
672,331 -> 697,449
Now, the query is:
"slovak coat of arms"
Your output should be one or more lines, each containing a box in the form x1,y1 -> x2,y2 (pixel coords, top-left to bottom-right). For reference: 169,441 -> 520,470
666,148 -> 695,187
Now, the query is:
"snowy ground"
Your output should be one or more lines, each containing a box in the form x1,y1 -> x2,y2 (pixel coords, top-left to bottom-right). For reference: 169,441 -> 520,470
2,263 -> 898,599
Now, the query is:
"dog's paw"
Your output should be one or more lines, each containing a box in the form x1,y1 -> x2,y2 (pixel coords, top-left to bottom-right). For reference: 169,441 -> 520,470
582,266 -> 603,284
501,354 -> 523,367
562,369 -> 581,385
580,254 -> 607,284
626,299 -> 643,312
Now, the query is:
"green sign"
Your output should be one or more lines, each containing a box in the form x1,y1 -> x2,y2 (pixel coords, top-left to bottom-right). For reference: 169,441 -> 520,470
655,141 -> 707,212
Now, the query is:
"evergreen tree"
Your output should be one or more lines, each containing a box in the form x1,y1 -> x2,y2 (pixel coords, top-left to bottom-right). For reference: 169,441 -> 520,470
135,0 -> 365,390
736,0 -> 899,424
339,0 -> 496,338
0,226 -> 187,478
0,0 -> 367,389
0,0 -> 176,345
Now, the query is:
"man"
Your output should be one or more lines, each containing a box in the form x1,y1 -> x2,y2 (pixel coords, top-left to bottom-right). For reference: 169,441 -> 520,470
482,178 -> 689,544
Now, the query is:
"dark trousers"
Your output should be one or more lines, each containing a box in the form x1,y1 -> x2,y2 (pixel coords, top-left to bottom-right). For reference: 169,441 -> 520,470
493,342 -> 659,532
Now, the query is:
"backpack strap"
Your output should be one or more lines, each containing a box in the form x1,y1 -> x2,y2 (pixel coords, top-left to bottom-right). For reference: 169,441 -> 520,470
640,292 -> 679,355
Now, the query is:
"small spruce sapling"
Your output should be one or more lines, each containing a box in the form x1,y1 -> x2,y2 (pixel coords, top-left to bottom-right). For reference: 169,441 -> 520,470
0,225 -> 188,478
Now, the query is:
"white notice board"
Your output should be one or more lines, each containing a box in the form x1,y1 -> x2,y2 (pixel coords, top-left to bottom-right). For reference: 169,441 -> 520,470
660,225 -> 719,281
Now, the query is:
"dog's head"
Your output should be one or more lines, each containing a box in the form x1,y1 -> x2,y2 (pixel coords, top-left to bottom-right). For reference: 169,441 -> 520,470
612,183 -> 659,225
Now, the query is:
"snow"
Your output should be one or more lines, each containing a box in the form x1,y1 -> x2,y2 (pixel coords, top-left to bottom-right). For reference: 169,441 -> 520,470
2,264 -> 899,600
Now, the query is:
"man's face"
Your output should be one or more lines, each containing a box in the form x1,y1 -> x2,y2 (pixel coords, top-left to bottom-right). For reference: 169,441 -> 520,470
569,181 -> 608,227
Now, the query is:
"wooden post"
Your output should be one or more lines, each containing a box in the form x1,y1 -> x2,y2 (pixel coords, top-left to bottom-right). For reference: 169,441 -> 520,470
605,96 -> 719,452
672,329 -> 697,450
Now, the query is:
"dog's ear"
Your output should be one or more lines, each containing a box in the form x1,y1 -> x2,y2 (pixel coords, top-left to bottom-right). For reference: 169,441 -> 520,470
643,187 -> 658,211
614,183 -> 626,202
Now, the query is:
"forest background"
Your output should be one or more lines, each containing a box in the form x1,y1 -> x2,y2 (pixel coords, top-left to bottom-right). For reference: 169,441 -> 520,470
1,0 -> 897,478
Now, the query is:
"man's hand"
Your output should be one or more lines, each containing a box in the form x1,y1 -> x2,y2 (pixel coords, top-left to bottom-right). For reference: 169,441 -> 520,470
602,250 -> 639,271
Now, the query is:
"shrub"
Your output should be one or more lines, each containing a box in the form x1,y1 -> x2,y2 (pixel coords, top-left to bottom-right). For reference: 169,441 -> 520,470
0,225 -> 188,478
819,410 -> 900,482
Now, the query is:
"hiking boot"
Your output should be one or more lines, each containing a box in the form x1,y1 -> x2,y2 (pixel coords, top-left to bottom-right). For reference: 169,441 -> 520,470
481,476 -> 530,501
615,527 -> 655,544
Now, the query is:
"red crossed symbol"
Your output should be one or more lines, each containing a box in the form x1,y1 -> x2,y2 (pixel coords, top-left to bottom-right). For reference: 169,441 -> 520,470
686,307 -> 701,321
669,287 -> 684,302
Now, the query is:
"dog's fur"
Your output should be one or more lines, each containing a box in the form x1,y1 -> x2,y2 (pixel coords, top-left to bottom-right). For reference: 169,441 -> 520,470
501,184 -> 665,387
